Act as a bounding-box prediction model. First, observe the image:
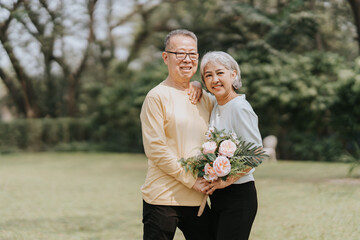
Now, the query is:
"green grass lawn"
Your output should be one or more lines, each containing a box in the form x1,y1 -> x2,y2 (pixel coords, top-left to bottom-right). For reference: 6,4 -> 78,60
0,153 -> 359,240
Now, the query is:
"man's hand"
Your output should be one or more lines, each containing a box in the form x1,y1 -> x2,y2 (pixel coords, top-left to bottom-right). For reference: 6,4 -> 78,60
192,178 -> 210,193
188,81 -> 203,104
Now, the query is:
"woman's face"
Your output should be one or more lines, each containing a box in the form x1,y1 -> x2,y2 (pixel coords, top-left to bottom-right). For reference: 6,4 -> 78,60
203,61 -> 236,99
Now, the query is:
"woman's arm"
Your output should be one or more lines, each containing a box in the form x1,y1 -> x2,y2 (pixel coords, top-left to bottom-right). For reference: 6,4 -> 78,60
233,103 -> 263,146
204,167 -> 253,195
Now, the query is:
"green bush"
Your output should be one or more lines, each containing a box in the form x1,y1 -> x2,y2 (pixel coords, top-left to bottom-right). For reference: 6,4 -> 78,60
330,60 -> 360,148
237,50 -> 359,161
0,118 -> 92,153
90,59 -> 167,153
281,132 -> 344,161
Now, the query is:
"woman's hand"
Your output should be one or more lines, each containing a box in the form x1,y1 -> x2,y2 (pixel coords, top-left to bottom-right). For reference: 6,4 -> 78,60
205,177 -> 237,195
188,81 -> 203,104
204,167 -> 253,195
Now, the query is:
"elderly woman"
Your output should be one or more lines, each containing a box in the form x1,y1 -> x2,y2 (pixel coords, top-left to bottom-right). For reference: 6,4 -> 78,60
200,51 -> 263,240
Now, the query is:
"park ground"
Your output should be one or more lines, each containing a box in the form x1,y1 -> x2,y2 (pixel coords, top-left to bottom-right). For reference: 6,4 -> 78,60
0,153 -> 359,240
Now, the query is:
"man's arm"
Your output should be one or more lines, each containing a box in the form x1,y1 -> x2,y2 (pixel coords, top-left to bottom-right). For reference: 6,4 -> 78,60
140,94 -> 197,189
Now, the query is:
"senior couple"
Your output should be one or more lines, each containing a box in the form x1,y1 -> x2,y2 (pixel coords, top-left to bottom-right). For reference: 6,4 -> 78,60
140,29 -> 262,240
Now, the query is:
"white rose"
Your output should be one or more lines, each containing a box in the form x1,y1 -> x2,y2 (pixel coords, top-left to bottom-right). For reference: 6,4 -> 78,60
202,141 -> 217,154
204,163 -> 218,181
213,156 -> 231,177
219,140 -> 237,157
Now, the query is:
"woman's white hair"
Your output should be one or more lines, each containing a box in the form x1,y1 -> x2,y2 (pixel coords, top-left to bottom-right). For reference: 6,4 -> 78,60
200,51 -> 242,90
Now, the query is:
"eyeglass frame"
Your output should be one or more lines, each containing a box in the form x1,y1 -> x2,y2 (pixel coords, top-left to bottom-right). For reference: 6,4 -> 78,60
165,51 -> 199,60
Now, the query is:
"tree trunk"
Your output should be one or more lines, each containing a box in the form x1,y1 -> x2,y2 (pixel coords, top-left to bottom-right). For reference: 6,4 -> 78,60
0,0 -> 39,118
348,0 -> 360,54
310,0 -> 323,51
0,68 -> 26,115
0,27 -> 39,118
65,0 -> 97,117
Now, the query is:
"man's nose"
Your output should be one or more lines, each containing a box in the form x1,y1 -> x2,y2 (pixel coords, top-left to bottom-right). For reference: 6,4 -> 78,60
183,54 -> 192,62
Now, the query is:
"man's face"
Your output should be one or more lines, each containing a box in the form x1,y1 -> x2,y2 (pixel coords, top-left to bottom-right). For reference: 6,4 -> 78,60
162,35 -> 198,82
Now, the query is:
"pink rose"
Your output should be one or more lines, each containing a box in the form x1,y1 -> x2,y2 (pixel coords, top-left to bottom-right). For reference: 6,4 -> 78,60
204,163 -> 218,181
219,140 -> 237,157
202,141 -> 217,154
213,156 -> 231,177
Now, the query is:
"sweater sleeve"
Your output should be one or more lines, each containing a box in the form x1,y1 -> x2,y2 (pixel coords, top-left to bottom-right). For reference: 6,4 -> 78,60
140,95 -> 196,189
232,105 -> 263,147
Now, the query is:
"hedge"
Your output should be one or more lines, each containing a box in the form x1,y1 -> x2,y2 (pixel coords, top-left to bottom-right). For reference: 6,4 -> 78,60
0,118 -> 92,153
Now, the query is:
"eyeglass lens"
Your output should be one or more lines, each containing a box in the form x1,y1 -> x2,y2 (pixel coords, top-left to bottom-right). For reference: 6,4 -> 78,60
176,53 -> 198,60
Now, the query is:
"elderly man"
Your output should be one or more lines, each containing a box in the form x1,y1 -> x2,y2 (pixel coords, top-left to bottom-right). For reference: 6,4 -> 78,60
140,29 -> 214,240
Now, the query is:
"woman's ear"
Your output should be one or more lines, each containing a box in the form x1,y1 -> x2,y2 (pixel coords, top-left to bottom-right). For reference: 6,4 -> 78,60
231,70 -> 237,79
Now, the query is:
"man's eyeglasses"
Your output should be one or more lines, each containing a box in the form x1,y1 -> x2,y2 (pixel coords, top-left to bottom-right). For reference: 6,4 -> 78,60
165,51 -> 199,60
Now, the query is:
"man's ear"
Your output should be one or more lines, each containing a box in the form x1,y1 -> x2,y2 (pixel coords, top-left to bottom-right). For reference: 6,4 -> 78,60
162,52 -> 168,65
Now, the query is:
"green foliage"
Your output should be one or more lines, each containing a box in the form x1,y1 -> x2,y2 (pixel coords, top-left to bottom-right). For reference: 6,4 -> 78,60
282,132 -> 344,161
236,48 -> 358,161
0,118 -> 92,153
330,59 -> 360,143
340,142 -> 360,177
90,59 -> 167,152
267,11 -> 319,52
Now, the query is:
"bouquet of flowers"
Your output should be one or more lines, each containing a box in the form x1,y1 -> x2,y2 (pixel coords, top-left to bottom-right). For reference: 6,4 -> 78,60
179,127 -> 268,216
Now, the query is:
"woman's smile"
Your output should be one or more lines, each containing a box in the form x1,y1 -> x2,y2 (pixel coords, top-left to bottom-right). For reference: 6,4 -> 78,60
212,83 -> 223,91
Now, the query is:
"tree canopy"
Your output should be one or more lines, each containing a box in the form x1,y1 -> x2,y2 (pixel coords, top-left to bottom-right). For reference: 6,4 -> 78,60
0,0 -> 359,160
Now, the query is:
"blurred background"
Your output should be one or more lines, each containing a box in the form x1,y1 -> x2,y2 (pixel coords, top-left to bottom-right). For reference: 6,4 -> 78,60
0,0 -> 359,162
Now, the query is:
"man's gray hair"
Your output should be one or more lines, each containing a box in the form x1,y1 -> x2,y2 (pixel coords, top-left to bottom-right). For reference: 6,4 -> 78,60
164,29 -> 198,50
200,51 -> 242,90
